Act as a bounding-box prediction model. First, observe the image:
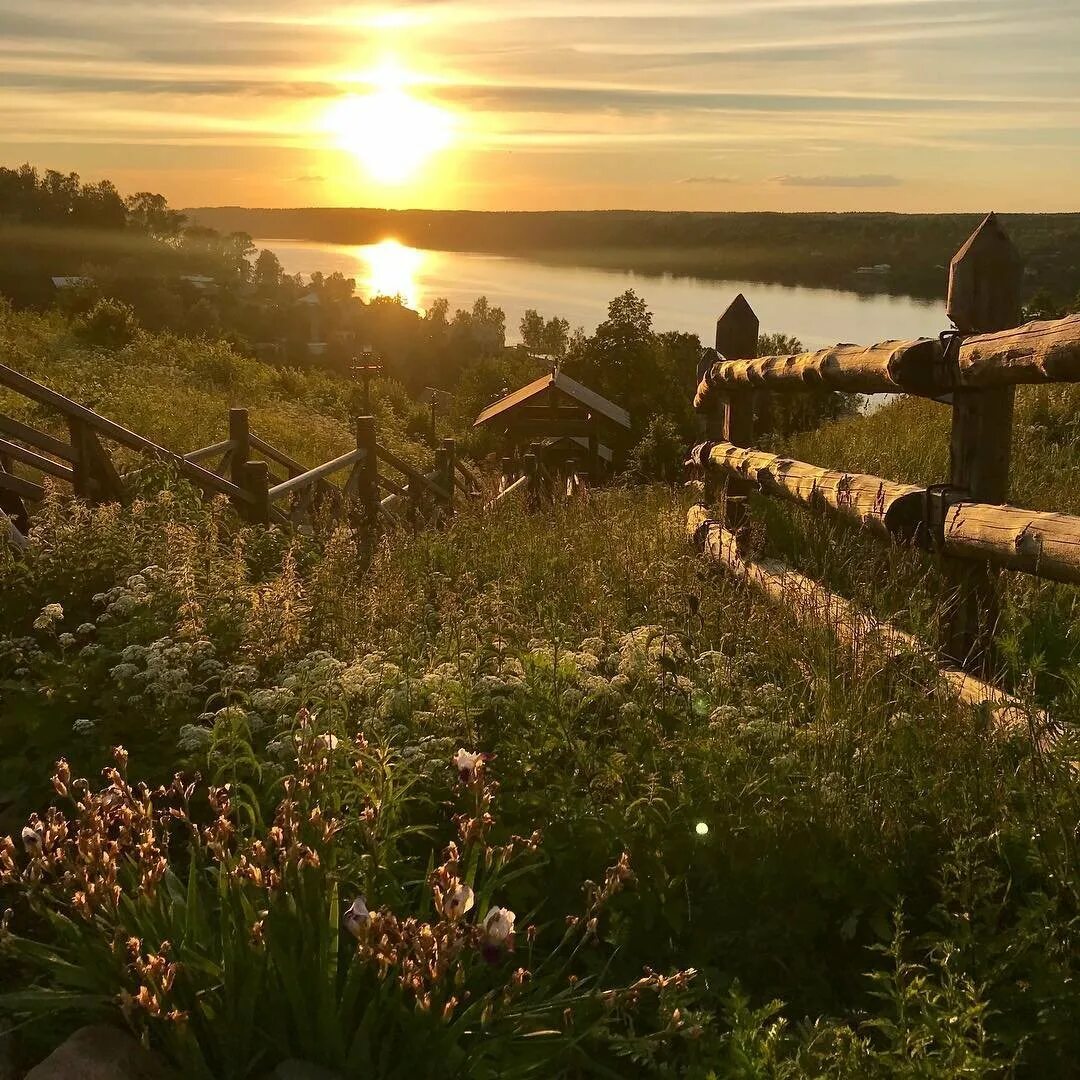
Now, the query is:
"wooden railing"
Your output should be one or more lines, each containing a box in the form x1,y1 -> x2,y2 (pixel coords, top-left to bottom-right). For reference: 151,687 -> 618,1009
688,213 -> 1080,723
0,368 -> 471,540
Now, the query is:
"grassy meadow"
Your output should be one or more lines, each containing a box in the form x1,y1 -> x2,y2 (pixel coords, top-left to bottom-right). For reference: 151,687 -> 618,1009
1,310 -> 1079,1077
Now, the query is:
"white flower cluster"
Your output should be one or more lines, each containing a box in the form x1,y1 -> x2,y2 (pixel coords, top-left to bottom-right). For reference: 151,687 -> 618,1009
91,570 -> 161,624
108,636 -> 217,707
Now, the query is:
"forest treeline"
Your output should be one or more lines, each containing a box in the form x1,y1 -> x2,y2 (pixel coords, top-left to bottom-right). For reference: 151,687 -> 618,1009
187,205 -> 1080,304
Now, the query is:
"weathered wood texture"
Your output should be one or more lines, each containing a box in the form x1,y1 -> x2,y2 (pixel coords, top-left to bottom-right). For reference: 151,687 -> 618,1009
944,502 -> 1080,585
694,316 -> 1080,406
690,441 -> 925,537
0,414 -> 79,462
267,448 -> 365,502
944,213 -> 1020,669
695,338 -> 943,405
0,437 -> 74,482
686,505 -> 1039,733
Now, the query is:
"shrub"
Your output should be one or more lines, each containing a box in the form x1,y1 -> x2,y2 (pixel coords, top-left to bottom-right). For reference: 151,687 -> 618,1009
71,298 -> 139,350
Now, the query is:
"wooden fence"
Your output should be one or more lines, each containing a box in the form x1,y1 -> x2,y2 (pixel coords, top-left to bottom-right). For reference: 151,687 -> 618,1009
0,363 -> 475,544
689,213 -> 1080,719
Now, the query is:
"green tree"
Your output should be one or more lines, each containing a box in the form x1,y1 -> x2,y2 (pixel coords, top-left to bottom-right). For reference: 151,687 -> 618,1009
541,317 -> 570,359
254,249 -> 284,292
125,192 -> 186,242
520,309 -> 545,350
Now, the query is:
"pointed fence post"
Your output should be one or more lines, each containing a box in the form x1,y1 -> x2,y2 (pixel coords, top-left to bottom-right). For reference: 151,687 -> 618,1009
355,415 -> 378,530
943,212 -> 1023,669
714,294 -> 759,527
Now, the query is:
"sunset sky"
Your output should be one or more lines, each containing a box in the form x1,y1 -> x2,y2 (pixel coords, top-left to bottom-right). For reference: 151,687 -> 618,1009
2,0 -> 1078,212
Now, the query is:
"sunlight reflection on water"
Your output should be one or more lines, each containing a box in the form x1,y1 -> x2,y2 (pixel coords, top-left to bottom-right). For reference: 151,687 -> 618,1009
261,237 -> 947,354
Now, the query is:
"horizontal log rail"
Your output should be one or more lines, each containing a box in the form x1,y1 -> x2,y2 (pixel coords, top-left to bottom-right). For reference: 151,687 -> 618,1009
690,441 -> 925,538
694,312 -> 1080,407
0,363 -> 252,504
0,437 -> 74,482
377,472 -> 409,499
454,458 -> 480,490
122,438 -> 238,484
380,467 -> 443,511
486,473 -> 528,509
0,470 -> 45,502
944,502 -> 1080,585
267,447 -> 365,502
691,440 -> 1080,584
0,414 -> 79,463
376,445 -> 451,503
687,505 -> 1042,735
183,438 -> 235,464
956,313 -> 1080,388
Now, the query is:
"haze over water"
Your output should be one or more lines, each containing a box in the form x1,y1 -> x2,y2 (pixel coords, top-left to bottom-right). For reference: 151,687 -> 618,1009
263,238 -> 947,351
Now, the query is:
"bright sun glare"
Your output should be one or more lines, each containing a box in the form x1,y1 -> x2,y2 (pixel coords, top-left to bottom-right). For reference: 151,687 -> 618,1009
363,239 -> 423,309
329,58 -> 454,185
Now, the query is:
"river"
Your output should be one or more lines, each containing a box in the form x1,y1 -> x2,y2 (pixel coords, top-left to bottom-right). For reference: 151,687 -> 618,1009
260,237 -> 948,351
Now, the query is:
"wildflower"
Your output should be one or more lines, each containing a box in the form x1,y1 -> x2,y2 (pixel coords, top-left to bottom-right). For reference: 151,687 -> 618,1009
480,906 -> 515,962
445,883 -> 475,920
77,623 -> 95,636
453,749 -> 483,784
20,826 -> 41,853
317,733 -> 339,751
343,896 -> 371,937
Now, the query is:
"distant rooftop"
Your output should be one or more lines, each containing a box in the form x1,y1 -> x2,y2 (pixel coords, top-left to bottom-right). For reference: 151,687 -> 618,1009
474,369 -> 631,430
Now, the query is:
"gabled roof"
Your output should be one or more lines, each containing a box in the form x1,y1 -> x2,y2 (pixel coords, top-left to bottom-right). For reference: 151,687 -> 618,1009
474,369 -> 631,429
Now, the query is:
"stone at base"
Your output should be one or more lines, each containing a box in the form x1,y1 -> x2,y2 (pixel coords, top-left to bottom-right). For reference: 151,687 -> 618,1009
26,1025 -> 170,1080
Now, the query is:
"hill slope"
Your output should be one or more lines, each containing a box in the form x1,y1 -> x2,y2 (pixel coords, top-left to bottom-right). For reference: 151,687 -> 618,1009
1,318 -> 1078,1076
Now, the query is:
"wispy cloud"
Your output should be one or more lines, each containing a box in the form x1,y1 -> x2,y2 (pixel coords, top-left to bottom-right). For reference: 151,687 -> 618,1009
0,0 -> 1075,210
771,174 -> 902,187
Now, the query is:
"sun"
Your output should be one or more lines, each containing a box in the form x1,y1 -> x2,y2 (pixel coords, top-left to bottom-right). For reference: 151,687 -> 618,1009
328,59 -> 454,185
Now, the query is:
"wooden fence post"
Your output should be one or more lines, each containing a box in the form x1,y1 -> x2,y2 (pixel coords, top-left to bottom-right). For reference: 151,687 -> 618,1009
523,451 -> 538,506
440,437 -> 456,511
243,460 -> 270,525
67,418 -> 124,504
355,415 -> 378,529
943,212 -> 1023,669
228,409 -> 250,485
714,294 -> 759,527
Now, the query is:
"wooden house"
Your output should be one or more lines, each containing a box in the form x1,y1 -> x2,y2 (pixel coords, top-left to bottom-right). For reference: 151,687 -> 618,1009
474,369 -> 631,478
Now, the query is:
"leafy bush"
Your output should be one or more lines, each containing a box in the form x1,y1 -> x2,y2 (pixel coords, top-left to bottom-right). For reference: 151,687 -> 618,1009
72,298 -> 139,350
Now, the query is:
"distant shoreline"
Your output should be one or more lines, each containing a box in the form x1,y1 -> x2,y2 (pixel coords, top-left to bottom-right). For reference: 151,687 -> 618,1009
187,208 -> 1080,302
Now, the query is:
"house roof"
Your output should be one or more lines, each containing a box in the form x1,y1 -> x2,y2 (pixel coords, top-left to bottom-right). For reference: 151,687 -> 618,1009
474,369 -> 631,429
